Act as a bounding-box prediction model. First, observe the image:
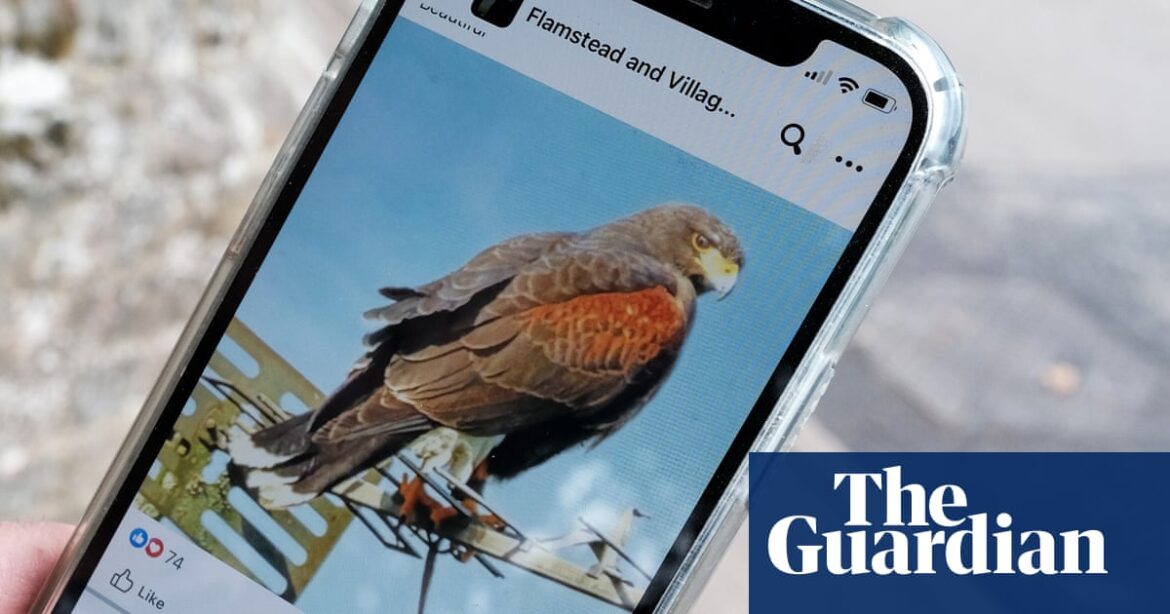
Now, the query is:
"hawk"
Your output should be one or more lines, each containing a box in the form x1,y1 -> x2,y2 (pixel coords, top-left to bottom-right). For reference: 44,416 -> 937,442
229,204 -> 743,523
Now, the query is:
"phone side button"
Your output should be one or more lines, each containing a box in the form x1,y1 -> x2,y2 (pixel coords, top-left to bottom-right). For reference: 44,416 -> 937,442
785,362 -> 838,452
797,361 -> 837,445
326,1 -> 376,78
225,149 -> 288,259
809,362 -> 837,413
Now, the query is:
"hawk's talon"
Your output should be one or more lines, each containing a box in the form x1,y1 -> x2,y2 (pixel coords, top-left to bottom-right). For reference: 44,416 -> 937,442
397,475 -> 433,522
471,459 -> 491,484
478,513 -> 507,531
396,475 -> 476,532
429,504 -> 460,528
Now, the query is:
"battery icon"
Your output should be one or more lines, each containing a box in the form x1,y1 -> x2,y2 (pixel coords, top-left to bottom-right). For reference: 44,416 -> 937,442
863,89 -> 897,113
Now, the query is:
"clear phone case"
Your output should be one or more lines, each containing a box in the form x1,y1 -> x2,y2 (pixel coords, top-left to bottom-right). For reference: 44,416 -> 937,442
653,3 -> 966,608
32,0 -> 965,611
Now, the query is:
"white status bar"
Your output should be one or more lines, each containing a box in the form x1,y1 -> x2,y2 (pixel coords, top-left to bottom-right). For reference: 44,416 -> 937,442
401,0 -> 914,229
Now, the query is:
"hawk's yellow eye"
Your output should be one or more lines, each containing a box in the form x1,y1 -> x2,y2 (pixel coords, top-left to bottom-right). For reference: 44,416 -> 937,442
692,233 -> 712,251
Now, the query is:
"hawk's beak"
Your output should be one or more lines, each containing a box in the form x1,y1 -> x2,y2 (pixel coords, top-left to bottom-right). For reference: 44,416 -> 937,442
697,250 -> 740,300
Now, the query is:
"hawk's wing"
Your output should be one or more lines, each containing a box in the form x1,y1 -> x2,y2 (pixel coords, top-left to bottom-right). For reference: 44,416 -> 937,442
363,232 -> 575,331
305,231 -> 573,432
374,247 -> 692,437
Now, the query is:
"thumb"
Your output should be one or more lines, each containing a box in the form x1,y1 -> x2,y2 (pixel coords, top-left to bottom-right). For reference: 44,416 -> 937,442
0,522 -> 75,614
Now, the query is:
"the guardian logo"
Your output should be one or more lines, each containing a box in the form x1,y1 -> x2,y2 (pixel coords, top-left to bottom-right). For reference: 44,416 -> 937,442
768,466 -> 1107,576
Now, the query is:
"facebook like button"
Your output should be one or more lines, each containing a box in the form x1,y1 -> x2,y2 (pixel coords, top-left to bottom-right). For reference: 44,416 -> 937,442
129,528 -> 149,549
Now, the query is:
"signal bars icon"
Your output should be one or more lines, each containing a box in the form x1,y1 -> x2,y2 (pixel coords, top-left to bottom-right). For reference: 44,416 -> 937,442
803,69 -> 833,85
803,70 -> 861,95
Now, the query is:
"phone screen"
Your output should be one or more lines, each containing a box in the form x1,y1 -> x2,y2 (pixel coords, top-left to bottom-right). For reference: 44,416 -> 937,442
62,1 -> 922,612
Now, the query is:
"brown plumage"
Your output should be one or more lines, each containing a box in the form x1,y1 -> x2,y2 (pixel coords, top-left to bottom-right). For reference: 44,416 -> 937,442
229,203 -> 744,509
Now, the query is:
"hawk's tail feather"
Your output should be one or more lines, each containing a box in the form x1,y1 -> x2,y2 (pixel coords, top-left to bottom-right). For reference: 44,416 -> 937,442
240,429 -> 415,510
252,411 -> 315,456
226,411 -> 313,470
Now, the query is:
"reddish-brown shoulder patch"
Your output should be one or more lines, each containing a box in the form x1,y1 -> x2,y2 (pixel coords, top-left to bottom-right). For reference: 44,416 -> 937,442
519,286 -> 686,374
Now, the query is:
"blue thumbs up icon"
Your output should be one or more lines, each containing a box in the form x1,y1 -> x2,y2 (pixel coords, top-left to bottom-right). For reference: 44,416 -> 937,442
129,528 -> 149,549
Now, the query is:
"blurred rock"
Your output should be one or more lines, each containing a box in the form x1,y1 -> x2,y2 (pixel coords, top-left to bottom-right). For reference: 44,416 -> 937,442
3,0 -> 78,59
0,0 -> 358,521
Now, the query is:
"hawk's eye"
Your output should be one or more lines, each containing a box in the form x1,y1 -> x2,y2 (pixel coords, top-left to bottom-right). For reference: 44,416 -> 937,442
692,233 -> 712,250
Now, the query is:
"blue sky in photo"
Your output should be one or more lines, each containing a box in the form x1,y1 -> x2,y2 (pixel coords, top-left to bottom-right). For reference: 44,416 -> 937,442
203,17 -> 855,613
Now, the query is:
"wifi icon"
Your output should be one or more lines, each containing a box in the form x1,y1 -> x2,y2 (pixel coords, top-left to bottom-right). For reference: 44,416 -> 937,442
838,77 -> 860,94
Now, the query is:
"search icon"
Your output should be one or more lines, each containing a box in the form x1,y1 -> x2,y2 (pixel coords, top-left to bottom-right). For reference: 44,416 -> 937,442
781,123 -> 805,155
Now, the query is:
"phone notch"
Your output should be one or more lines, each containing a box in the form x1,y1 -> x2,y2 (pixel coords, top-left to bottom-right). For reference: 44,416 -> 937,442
470,0 -> 526,28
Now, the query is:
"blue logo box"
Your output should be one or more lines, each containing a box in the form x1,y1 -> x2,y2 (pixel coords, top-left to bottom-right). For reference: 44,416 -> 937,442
748,453 -> 1170,613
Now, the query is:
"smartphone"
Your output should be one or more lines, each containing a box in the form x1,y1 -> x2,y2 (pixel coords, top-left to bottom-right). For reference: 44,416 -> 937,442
34,1 -> 964,612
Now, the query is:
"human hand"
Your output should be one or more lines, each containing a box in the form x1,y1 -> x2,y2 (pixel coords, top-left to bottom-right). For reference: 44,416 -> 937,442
0,522 -> 74,613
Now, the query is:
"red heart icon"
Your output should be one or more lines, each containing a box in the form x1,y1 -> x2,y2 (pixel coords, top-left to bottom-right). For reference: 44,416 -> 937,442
145,537 -> 165,558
